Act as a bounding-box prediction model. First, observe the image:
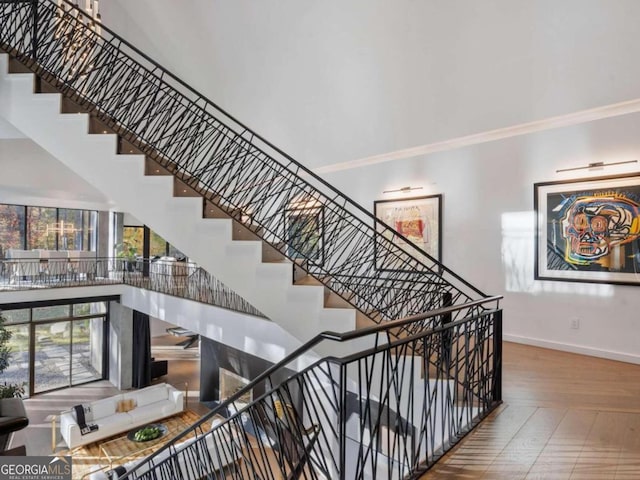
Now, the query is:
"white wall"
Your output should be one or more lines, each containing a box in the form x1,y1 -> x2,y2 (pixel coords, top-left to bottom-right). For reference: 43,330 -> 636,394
150,317 -> 176,337
108,300 -> 133,390
121,287 -> 317,371
101,0 -> 640,169
0,116 -> 24,139
0,138 -> 113,210
96,0 -> 640,362
321,111 -> 640,363
0,283 -> 315,385
8,2 -> 639,361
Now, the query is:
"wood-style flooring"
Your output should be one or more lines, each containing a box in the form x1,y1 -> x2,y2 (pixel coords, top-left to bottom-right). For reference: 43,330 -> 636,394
420,342 -> 640,479
16,339 -> 640,479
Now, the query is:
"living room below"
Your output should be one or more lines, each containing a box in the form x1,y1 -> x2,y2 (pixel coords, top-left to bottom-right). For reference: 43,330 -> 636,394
5,309 -> 285,451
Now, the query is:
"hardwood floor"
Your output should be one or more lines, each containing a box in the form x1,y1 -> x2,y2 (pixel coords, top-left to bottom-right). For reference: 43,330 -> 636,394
421,342 -> 640,479
16,339 -> 640,479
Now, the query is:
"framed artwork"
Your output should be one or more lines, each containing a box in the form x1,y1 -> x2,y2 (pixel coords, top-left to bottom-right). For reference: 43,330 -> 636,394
534,173 -> 640,285
374,194 -> 442,270
285,205 -> 324,265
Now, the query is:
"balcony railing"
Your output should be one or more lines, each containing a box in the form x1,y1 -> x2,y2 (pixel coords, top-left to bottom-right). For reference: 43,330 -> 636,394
118,297 -> 502,480
0,256 -> 265,318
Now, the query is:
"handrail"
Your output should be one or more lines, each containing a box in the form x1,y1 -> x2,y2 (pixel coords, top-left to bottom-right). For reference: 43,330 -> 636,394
0,0 -> 488,335
44,0 -> 469,292
0,8 -> 504,475
122,297 -> 502,479
130,295 -> 501,469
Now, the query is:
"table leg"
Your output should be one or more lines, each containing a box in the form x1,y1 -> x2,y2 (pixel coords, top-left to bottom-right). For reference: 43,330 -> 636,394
51,415 -> 56,453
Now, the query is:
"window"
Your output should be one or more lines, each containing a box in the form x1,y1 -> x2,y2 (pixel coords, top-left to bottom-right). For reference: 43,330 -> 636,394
0,205 -> 25,253
2,308 -> 30,324
122,226 -> 143,257
122,226 -> 185,259
4,323 -> 30,395
0,203 -> 97,255
26,206 -> 57,250
150,231 -> 168,257
1,299 -> 109,397
33,305 -> 71,321
82,210 -> 98,251
73,302 -> 107,317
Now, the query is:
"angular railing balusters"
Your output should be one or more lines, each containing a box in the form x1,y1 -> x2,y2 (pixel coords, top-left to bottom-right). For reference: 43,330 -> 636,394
0,257 -> 266,318
0,0 -> 491,339
113,297 -> 502,480
0,5 -> 506,475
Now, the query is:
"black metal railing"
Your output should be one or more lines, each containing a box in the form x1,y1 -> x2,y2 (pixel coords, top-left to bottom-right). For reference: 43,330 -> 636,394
114,297 -> 501,480
0,0 -> 491,335
0,256 -> 266,318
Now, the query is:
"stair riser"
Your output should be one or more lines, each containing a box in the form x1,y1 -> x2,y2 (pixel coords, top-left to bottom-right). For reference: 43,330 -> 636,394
0,55 -> 357,346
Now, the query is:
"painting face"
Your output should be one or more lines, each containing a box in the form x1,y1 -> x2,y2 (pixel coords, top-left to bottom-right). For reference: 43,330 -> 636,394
561,196 -> 640,265
537,176 -> 640,284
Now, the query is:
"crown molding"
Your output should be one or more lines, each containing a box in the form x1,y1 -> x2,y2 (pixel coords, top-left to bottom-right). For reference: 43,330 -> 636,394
313,98 -> 640,175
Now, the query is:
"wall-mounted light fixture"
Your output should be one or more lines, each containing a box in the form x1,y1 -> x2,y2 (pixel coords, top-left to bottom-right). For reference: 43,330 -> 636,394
382,186 -> 424,194
556,159 -> 638,173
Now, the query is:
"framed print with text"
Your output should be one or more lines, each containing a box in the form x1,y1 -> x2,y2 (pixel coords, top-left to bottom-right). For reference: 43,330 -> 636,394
534,173 -> 640,285
374,194 -> 442,271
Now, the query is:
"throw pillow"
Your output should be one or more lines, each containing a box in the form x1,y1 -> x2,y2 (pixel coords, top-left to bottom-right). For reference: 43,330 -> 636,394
74,404 -> 93,422
116,399 -> 136,413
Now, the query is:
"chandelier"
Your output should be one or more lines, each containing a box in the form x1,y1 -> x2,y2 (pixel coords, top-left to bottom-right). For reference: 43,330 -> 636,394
46,221 -> 81,236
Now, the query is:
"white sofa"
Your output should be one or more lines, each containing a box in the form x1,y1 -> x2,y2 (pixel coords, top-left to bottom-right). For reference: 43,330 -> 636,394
60,383 -> 184,449
87,418 -> 241,480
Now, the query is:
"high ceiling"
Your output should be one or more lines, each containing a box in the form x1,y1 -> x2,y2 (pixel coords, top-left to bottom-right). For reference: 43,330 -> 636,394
0,115 -> 24,139
0,136 -> 113,210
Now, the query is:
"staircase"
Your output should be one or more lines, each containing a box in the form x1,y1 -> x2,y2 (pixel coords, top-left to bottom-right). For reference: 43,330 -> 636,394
0,0 -> 488,351
127,299 -> 502,480
0,1 -> 504,478
0,57 -> 355,345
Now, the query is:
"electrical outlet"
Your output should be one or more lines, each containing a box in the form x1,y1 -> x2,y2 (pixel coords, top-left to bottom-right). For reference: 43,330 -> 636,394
570,318 -> 580,330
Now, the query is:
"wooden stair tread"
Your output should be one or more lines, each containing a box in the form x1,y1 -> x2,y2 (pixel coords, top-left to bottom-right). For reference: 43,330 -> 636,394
18,58 -> 395,335
294,275 -> 323,287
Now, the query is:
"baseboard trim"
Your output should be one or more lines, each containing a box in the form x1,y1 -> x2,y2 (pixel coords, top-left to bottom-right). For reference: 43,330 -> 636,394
503,334 -> 640,365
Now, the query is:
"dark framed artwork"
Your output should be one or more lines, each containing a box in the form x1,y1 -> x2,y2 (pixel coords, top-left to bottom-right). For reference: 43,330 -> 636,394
534,173 -> 640,285
285,205 -> 324,265
374,194 -> 442,270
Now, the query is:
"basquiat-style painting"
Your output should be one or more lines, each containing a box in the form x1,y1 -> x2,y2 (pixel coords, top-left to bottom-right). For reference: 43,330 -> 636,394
535,174 -> 640,285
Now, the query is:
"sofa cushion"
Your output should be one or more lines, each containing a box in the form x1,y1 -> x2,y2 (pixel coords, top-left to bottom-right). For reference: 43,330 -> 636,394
135,385 -> 168,407
95,412 -> 131,430
90,397 -> 120,420
127,400 -> 176,424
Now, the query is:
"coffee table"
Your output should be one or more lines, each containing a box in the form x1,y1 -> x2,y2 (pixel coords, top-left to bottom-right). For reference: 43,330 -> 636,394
99,417 -> 193,469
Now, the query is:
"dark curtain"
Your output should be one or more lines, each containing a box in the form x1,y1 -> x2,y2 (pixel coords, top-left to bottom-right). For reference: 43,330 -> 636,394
132,310 -> 151,388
